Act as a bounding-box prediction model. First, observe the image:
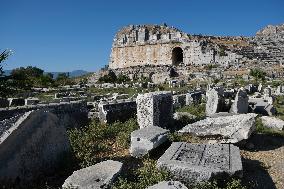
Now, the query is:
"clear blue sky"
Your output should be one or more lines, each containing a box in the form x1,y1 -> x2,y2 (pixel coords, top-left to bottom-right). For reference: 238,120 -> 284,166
1,0 -> 284,72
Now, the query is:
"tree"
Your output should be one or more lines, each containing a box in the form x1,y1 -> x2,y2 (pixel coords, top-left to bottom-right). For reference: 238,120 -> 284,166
97,70 -> 117,83
250,68 -> 266,83
55,73 -> 74,86
0,50 -> 12,75
117,74 -> 130,83
0,50 -> 13,97
10,66 -> 55,89
10,66 -> 46,89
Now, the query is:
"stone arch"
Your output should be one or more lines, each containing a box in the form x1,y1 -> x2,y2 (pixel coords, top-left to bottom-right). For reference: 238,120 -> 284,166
172,47 -> 183,65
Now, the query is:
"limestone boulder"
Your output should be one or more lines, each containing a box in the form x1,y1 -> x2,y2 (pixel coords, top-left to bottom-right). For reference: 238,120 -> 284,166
157,143 -> 242,185
179,113 -> 257,143
230,88 -> 248,114
261,116 -> 284,130
136,91 -> 173,129
173,112 -> 197,121
205,88 -> 225,116
130,126 -> 169,157
62,160 -> 123,189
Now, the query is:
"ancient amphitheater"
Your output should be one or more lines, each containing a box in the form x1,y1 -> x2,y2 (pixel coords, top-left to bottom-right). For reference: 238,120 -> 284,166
109,23 -> 284,69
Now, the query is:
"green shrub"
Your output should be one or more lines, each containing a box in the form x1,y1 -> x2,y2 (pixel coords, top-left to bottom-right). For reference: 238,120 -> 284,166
175,104 -> 206,120
112,159 -> 170,189
68,118 -> 138,167
193,179 -> 246,189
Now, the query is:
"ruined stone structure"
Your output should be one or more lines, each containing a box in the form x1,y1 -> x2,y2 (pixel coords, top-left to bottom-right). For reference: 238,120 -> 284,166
109,24 -> 242,69
136,91 -> 173,129
89,23 -> 284,84
252,24 -> 284,66
0,101 -> 88,185
157,142 -> 242,184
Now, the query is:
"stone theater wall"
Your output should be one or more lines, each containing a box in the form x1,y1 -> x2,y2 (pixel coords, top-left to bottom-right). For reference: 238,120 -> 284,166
109,24 -> 242,69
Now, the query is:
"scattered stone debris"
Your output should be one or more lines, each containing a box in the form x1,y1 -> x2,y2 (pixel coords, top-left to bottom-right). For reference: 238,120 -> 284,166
261,116 -> 284,130
147,181 -> 188,189
179,113 -> 257,143
130,126 -> 169,157
62,160 -> 123,189
157,142 -> 242,185
136,91 -> 173,129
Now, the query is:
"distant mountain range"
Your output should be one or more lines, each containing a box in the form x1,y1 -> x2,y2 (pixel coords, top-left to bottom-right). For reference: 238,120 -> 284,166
3,70 -> 90,78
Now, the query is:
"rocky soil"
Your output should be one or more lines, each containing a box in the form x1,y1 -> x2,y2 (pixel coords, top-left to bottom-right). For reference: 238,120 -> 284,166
241,133 -> 284,189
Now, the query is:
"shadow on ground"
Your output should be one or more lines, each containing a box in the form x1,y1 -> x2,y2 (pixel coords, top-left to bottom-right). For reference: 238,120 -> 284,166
243,133 -> 284,152
242,158 -> 277,189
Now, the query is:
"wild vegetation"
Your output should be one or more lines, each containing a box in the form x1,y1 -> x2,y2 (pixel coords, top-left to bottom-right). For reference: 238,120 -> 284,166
64,101 -> 247,189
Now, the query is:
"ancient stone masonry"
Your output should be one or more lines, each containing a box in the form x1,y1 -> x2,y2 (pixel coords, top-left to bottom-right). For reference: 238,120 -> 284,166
230,88 -> 249,114
109,24 -> 242,69
205,87 -> 225,116
157,142 -> 242,185
179,113 -> 257,143
136,91 -> 173,129
88,23 -> 284,85
251,24 -> 284,66
130,126 -> 169,157
0,101 -> 88,126
261,116 -> 284,131
98,100 -> 137,123
0,110 -> 71,184
62,160 -> 123,189
186,91 -> 203,106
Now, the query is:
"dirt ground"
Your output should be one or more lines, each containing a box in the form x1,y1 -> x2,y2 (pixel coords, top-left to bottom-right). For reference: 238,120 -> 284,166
240,133 -> 284,189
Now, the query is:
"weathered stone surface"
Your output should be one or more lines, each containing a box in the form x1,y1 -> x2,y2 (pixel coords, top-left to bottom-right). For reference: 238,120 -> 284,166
8,98 -> 25,107
230,88 -> 248,114
173,94 -> 186,109
0,110 -> 71,184
147,181 -> 188,189
24,98 -> 39,105
0,101 -> 88,125
62,160 -> 123,189
136,91 -> 173,128
173,112 -> 197,121
250,101 -> 276,116
130,126 -> 169,157
108,25 -> 243,69
98,100 -> 137,123
261,116 -> 284,130
205,88 -> 225,116
186,91 -> 202,105
157,142 -> 242,184
179,113 -> 257,143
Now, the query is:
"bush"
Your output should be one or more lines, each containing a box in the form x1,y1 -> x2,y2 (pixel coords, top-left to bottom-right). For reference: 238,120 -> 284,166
68,118 -> 138,167
175,104 -> 206,120
112,158 -> 170,189
193,179 -> 246,189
